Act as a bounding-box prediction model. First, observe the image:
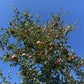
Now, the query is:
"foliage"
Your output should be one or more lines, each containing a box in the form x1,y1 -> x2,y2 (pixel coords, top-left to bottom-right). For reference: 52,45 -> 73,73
0,7 -> 84,84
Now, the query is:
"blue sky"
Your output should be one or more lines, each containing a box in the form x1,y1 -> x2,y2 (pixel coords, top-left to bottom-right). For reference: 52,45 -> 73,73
0,0 -> 84,83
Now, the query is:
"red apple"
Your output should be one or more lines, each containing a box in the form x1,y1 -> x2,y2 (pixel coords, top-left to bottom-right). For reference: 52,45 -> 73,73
44,40 -> 48,44
74,55 -> 77,58
62,29 -> 66,32
63,48 -> 67,53
49,47 -> 53,51
69,57 -> 71,61
53,22 -> 58,26
64,48 -> 67,51
11,55 -> 18,61
45,31 -> 49,33
65,69 -> 67,72
56,35 -> 60,39
55,59 -> 61,64
24,29 -> 29,34
58,60 -> 61,63
75,66 -> 79,69
70,74 -> 72,77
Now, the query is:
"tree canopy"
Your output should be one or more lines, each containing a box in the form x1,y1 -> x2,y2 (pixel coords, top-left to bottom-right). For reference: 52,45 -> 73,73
0,7 -> 84,84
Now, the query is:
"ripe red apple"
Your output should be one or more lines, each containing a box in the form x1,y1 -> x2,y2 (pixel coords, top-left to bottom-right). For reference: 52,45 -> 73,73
53,22 -> 58,26
70,74 -> 72,77
62,29 -> 66,32
58,59 -> 61,63
44,40 -> 48,44
49,47 -> 53,51
55,59 -> 61,64
63,48 -> 67,53
69,57 -> 71,61
65,69 -> 67,72
45,31 -> 49,33
56,35 -> 60,39
11,55 -> 18,61
64,48 -> 67,51
24,29 -> 29,34
74,55 -> 77,58
75,66 -> 79,69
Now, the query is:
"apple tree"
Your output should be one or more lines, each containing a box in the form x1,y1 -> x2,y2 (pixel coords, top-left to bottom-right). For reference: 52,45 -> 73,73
0,7 -> 84,84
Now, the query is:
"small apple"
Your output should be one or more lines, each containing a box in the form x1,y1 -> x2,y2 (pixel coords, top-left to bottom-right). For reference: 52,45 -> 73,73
55,59 -> 61,64
44,40 -> 48,44
34,58 -> 39,63
49,42 -> 53,46
24,13 -> 27,16
11,55 -> 18,61
24,29 -> 29,33
70,74 -> 72,77
58,32 -> 61,35
58,59 -> 61,63
45,31 -> 49,33
49,47 -> 53,51
24,29 -> 29,34
37,30 -> 40,33
36,41 -> 41,44
48,33 -> 51,36
62,48 -> 67,53
65,69 -> 67,72
22,53 -> 26,57
53,22 -> 58,26
65,48 -> 67,51
62,29 -> 66,32
72,57 -> 74,60
8,22 -> 12,25
69,57 -> 71,61
29,54 -> 33,59
29,72 -> 32,74
7,45 -> 12,50
38,26 -> 41,28
74,55 -> 77,58
75,66 -> 79,69
56,35 -> 60,39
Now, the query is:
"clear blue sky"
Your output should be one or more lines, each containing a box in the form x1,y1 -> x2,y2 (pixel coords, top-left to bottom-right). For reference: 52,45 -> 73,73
0,0 -> 84,83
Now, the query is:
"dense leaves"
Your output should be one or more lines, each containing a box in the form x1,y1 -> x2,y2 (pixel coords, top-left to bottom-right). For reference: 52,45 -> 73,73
0,7 -> 84,84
